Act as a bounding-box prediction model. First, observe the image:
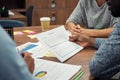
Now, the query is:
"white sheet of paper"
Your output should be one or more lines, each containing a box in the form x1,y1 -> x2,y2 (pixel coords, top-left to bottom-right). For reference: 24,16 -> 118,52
33,59 -> 81,80
36,26 -> 83,62
16,42 -> 48,59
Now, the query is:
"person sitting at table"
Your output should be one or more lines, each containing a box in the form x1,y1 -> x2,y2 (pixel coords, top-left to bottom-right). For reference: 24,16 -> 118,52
69,0 -> 120,79
0,26 -> 35,80
65,0 -> 117,38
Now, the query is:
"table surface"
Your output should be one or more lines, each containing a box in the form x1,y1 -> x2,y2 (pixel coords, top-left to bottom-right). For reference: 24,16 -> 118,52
14,25 -> 96,80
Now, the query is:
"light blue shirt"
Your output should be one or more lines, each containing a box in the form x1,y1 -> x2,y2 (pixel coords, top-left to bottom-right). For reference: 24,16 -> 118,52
89,18 -> 120,79
66,0 -> 116,29
0,26 -> 35,80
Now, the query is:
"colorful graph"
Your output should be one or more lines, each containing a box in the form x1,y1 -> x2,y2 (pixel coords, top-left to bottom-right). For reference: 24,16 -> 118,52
35,71 -> 47,78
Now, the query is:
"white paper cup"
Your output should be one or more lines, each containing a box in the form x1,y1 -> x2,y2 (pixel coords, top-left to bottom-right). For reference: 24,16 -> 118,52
40,17 -> 51,31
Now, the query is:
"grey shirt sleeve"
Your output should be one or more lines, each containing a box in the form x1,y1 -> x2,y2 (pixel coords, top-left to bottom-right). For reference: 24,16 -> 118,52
0,26 -> 35,80
66,0 -> 84,25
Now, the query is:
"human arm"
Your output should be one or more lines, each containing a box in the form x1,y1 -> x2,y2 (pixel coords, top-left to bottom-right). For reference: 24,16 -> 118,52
89,27 -> 120,79
66,22 -> 114,38
65,22 -> 81,35
69,33 -> 107,49
0,26 -> 35,80
65,0 -> 85,32
69,34 -> 95,47
89,42 -> 120,79
23,52 -> 34,73
80,27 -> 114,38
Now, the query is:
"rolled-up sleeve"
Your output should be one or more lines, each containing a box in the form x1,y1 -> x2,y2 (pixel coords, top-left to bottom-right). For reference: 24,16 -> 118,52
66,0 -> 83,25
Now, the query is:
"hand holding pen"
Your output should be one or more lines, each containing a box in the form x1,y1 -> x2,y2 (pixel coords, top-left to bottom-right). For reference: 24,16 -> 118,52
17,50 -> 34,73
23,52 -> 35,73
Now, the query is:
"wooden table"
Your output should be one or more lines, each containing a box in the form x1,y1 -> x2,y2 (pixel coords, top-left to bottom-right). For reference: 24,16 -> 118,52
0,9 -> 27,25
14,25 -> 96,80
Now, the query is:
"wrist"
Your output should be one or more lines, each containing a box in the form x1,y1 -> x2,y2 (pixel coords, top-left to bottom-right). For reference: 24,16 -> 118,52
80,28 -> 93,37
88,37 -> 95,47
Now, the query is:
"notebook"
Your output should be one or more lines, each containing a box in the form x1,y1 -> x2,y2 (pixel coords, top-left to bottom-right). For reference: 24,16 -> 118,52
36,25 -> 83,62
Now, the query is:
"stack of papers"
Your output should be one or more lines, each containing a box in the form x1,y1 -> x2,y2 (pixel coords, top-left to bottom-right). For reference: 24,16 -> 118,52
33,59 -> 81,80
36,26 -> 83,62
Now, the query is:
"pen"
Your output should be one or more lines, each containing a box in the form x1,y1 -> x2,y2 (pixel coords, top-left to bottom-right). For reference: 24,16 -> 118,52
73,71 -> 85,80
17,48 -> 32,57
17,48 -> 25,57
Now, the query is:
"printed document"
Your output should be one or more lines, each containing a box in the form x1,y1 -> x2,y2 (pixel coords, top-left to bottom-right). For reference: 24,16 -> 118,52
33,59 -> 81,80
16,42 -> 48,58
36,26 -> 83,62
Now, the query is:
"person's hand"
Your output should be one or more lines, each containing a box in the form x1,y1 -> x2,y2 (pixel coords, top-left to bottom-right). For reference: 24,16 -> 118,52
69,25 -> 81,35
23,52 -> 34,73
69,34 -> 89,47
69,34 -> 92,47
69,35 -> 78,42
77,34 -> 90,47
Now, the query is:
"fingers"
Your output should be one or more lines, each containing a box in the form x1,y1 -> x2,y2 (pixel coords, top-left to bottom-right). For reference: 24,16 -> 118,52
69,35 -> 78,41
68,25 -> 90,47
24,52 -> 31,57
23,52 -> 34,63
23,52 -> 34,73
72,25 -> 81,33
76,41 -> 88,47
76,25 -> 81,29
69,25 -> 81,35
69,33 -> 90,47
20,52 -> 29,57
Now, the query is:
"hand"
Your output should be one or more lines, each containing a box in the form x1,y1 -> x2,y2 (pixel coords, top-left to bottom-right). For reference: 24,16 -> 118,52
69,34 -> 91,47
69,35 -> 78,42
23,52 -> 34,73
69,25 -> 81,35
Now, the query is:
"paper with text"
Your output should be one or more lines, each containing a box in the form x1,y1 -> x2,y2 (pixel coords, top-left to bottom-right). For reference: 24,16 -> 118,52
33,59 -> 81,80
36,26 -> 83,62
16,42 -> 48,59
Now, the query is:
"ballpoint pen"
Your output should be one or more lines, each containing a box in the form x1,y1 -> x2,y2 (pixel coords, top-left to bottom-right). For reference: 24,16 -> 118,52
73,71 -> 85,80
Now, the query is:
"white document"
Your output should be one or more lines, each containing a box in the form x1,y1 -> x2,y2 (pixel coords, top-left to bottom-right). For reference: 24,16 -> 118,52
33,59 -> 81,80
36,26 -> 83,62
16,42 -> 48,59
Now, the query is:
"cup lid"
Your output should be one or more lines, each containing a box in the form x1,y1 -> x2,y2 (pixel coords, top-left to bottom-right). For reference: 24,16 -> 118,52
40,17 -> 50,21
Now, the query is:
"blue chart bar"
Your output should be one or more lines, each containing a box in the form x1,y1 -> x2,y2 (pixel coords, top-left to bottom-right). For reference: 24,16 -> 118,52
20,44 -> 37,53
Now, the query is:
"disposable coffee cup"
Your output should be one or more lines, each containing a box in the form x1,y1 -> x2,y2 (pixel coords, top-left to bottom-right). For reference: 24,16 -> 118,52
40,17 -> 51,31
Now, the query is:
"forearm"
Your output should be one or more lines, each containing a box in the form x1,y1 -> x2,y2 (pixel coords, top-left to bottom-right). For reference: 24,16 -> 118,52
81,28 -> 114,38
88,37 -> 95,47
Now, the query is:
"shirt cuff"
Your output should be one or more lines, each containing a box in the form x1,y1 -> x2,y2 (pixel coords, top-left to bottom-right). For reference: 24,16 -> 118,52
94,38 -> 107,49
